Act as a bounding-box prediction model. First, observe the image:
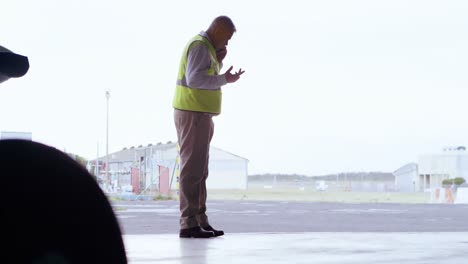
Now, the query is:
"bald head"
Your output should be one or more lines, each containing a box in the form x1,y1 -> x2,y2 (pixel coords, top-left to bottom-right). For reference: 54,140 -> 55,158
208,16 -> 236,33
206,16 -> 236,50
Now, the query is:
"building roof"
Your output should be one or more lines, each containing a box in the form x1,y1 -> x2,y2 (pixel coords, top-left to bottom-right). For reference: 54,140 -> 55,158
92,142 -> 248,163
393,162 -> 418,175
210,147 -> 249,161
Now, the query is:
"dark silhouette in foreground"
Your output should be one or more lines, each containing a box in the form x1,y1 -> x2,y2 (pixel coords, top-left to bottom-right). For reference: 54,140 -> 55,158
0,46 -> 29,83
0,140 -> 127,263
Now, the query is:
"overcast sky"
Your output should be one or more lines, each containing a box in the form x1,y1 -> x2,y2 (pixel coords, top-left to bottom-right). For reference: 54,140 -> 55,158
1,0 -> 468,175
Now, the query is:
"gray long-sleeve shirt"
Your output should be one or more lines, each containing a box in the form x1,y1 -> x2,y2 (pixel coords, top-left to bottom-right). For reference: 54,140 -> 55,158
185,31 -> 227,90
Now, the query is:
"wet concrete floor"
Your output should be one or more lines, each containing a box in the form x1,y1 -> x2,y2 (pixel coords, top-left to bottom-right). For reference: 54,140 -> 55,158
124,232 -> 468,264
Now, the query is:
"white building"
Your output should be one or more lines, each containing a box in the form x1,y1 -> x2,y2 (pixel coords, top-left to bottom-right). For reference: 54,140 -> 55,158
394,146 -> 468,192
92,142 -> 248,193
418,146 -> 468,189
393,163 -> 419,192
207,147 -> 249,189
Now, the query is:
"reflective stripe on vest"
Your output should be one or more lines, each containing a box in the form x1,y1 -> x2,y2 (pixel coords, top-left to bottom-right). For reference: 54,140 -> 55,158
172,35 -> 222,114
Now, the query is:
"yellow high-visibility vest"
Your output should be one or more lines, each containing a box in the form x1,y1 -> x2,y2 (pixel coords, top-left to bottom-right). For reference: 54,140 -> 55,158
172,35 -> 222,114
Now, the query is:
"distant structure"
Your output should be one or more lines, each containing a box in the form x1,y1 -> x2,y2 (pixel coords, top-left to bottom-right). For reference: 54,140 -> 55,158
393,163 -> 419,192
1,131 -> 32,141
394,146 -> 468,192
89,142 -> 248,194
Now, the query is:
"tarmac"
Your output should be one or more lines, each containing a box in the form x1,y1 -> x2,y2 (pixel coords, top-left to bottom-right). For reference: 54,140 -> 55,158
115,200 -> 468,233
124,232 -> 468,264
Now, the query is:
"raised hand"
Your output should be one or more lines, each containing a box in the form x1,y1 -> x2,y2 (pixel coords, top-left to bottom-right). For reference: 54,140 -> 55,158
224,66 -> 245,83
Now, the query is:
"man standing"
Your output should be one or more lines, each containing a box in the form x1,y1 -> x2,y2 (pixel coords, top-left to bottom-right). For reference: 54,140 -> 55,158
173,16 -> 244,238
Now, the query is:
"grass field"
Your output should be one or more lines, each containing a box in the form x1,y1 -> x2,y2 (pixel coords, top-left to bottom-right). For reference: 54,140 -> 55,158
207,188 -> 431,204
110,182 -> 432,204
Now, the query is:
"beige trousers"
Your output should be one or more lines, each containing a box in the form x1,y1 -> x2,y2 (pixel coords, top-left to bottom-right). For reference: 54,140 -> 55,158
174,109 -> 214,229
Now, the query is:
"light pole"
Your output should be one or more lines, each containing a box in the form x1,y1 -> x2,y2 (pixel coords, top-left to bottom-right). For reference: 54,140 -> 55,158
105,90 -> 110,188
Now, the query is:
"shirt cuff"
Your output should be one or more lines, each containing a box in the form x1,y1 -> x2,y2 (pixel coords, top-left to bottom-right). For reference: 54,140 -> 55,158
218,74 -> 228,86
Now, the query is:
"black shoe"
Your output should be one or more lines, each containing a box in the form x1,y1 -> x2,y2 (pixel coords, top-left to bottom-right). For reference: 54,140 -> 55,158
179,226 -> 214,238
201,225 -> 224,237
